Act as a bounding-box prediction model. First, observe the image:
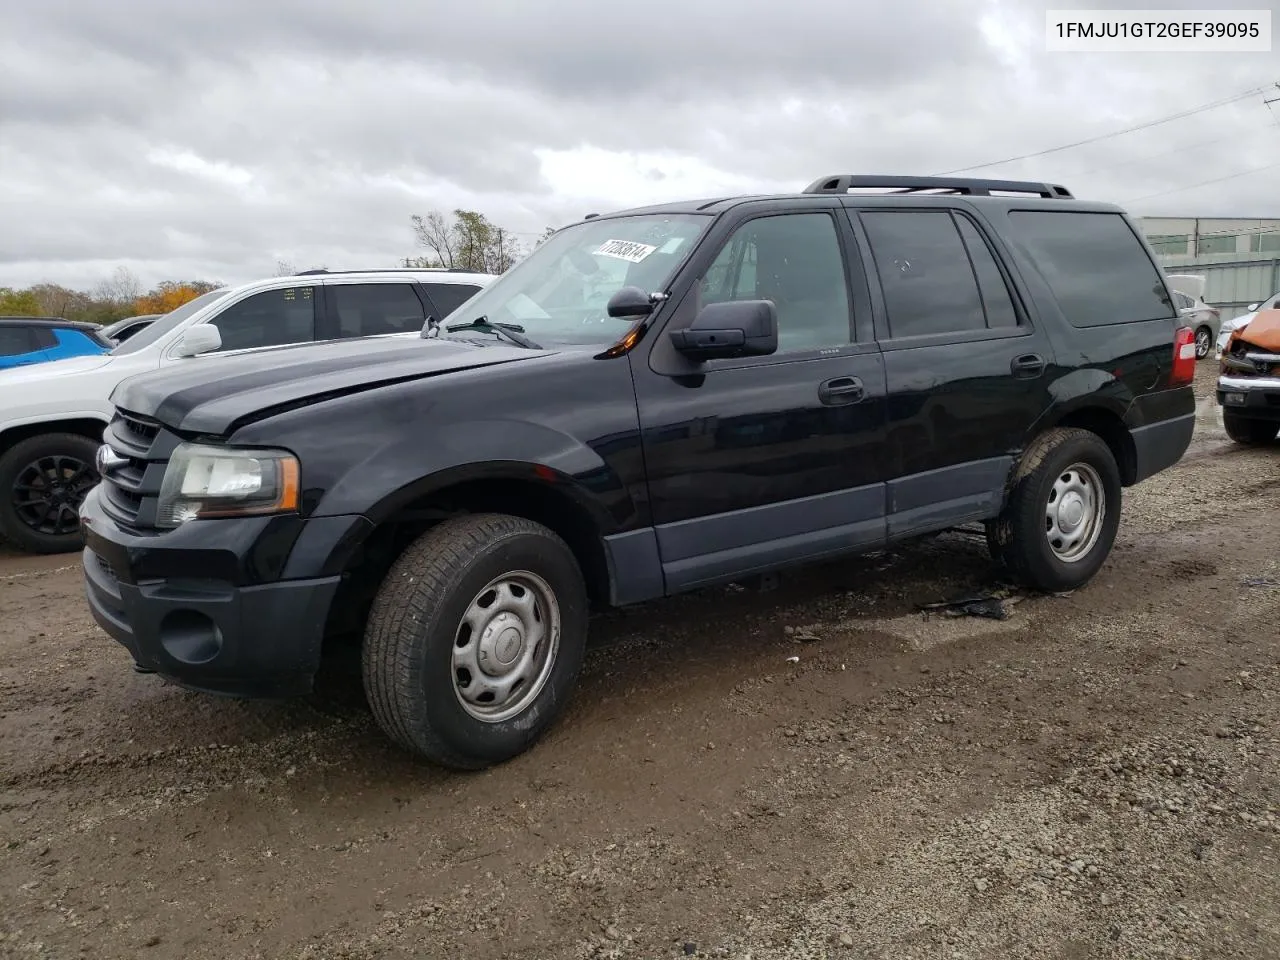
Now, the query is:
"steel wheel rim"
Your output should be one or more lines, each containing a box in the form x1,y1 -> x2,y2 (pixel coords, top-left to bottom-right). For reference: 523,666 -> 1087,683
1195,329 -> 1210,357
452,570 -> 561,723
12,455 -> 95,536
1044,461 -> 1105,563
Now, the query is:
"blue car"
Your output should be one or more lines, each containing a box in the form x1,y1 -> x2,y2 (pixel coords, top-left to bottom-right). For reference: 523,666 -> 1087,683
0,317 -> 113,370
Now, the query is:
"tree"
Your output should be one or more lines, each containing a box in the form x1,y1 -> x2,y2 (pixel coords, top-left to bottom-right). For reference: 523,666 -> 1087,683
133,282 -> 206,315
29,283 -> 91,319
409,209 -> 527,274
0,288 -> 42,316
536,226 -> 557,246
94,266 -> 142,308
275,259 -> 296,277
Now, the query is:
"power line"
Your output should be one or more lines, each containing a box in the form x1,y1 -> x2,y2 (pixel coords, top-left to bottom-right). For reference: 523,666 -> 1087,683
1123,160 -> 1280,204
932,82 -> 1277,176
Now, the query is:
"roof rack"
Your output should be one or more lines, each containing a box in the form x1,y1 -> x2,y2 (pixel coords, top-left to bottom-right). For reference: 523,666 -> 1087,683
802,175 -> 1074,199
294,267 -> 481,276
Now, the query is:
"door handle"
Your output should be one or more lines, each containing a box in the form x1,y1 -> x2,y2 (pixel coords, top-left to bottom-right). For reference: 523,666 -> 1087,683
1011,353 -> 1046,378
818,376 -> 866,405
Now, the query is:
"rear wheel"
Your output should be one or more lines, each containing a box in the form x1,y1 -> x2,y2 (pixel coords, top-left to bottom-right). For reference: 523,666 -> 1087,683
362,513 -> 589,769
1222,411 -> 1279,445
0,433 -> 100,554
985,428 -> 1122,593
1195,326 -> 1213,359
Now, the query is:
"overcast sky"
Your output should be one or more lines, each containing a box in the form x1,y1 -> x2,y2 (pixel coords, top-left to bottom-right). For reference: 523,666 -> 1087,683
2,0 -> 1278,291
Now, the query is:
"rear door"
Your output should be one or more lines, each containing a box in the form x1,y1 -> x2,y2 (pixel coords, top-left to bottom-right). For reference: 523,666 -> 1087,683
848,204 -> 1059,540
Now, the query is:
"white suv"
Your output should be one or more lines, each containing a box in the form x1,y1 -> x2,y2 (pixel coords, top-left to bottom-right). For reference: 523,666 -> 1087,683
0,268 -> 492,553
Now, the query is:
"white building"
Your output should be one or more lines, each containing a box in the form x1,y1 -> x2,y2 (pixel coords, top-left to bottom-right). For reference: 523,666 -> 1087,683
1137,217 -> 1280,316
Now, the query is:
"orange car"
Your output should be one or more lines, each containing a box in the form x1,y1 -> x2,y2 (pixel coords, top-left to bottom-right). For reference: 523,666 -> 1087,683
1217,309 -> 1280,444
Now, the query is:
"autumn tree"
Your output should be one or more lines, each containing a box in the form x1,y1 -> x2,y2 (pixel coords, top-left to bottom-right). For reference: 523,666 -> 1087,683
133,281 -> 207,315
0,288 -> 42,316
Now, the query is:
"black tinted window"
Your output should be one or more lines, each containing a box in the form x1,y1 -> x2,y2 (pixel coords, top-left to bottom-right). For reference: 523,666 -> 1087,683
331,283 -> 426,338
31,327 -> 59,349
955,215 -> 1020,329
424,282 -> 481,320
701,213 -> 852,353
861,210 -> 992,338
208,286 -> 316,352
1007,211 -> 1174,326
0,327 -> 35,356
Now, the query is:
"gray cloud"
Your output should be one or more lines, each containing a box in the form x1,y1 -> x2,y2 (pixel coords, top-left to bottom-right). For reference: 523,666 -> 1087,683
1,0 -> 1278,290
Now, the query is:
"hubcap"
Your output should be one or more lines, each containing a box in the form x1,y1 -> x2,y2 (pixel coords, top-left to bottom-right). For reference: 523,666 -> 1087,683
1044,462 -> 1105,563
12,455 -> 96,537
452,571 -> 560,723
1196,329 -> 1210,357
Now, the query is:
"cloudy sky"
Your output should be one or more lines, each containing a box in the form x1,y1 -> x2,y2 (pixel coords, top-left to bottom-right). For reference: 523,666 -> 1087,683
2,0 -> 1278,291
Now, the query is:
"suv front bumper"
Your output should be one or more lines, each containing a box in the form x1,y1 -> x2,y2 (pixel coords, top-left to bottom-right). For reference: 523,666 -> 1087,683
1217,374 -> 1280,421
80,487 -> 347,698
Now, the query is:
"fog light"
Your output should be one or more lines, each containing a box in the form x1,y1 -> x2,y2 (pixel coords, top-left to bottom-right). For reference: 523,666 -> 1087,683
1224,392 -> 1246,405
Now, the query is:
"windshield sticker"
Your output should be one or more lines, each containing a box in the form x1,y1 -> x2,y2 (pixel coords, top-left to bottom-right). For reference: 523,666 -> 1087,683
593,239 -> 658,263
658,237 -> 686,255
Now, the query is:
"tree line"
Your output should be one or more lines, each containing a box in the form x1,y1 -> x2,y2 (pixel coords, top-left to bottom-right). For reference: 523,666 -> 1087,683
0,209 -> 556,324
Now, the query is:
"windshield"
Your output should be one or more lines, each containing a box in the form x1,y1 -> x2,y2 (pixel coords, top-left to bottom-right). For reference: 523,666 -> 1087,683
439,213 -> 711,346
109,289 -> 231,356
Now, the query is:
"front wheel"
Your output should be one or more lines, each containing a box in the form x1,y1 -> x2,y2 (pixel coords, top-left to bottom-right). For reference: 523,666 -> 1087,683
362,513 -> 589,769
1222,411 -> 1279,445
985,428 -> 1122,593
0,432 -> 100,554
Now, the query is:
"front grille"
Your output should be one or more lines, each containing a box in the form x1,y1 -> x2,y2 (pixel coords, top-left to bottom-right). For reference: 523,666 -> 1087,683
97,409 -> 173,529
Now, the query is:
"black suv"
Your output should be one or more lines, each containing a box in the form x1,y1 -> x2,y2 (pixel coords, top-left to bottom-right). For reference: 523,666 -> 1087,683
80,175 -> 1198,769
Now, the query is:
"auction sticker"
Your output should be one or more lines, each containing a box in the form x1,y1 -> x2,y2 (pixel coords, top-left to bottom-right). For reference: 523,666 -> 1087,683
594,239 -> 657,263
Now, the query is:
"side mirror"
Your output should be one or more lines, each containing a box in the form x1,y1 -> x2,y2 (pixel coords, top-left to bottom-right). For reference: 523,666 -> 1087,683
668,299 -> 777,362
607,286 -> 654,319
173,325 -> 222,358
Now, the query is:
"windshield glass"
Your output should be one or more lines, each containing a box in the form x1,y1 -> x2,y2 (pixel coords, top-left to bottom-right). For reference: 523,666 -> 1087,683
109,289 -> 231,356
439,213 -> 711,345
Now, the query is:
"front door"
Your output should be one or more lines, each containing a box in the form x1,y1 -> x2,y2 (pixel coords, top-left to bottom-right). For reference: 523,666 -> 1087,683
633,205 -> 889,593
847,205 -> 1059,540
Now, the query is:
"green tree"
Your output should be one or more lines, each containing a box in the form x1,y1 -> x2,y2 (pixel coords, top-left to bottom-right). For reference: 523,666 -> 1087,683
0,288 -> 42,316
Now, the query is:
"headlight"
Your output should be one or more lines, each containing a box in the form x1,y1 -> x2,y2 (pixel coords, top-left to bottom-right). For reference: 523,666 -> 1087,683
156,443 -> 300,528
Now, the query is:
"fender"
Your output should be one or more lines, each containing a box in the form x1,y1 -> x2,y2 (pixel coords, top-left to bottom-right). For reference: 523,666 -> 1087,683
1023,367 -> 1131,440
0,411 -> 111,445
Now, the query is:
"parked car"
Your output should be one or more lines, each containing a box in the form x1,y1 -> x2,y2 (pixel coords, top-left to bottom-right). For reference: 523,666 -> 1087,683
1216,307 -> 1280,444
0,268 -> 492,553
80,174 -> 1196,770
1216,291 -> 1280,357
1170,291 -> 1220,359
0,317 -> 112,371
100,314 -> 161,344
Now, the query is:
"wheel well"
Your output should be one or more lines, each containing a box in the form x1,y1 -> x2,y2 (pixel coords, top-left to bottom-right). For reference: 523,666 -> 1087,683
0,419 -> 107,455
1055,408 -> 1136,485
322,477 -> 612,644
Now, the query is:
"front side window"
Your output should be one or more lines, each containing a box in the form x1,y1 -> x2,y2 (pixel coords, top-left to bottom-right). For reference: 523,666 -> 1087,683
700,212 -> 853,353
0,328 -> 35,357
424,282 -> 482,319
207,286 -> 317,352
330,283 -> 426,338
439,214 -> 710,346
110,289 -> 231,356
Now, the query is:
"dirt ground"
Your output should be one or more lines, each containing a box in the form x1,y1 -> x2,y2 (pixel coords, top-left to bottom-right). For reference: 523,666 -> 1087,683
2,362 -> 1278,960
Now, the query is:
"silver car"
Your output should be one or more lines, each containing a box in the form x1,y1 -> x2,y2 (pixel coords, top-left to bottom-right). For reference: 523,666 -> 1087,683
1172,290 -> 1221,359
1216,292 -> 1280,357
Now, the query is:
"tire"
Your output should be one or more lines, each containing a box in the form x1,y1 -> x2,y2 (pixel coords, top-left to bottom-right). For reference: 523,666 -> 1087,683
0,432 -> 100,554
1195,326 -> 1213,360
1222,411 -> 1279,445
984,427 -> 1122,593
362,513 -> 589,770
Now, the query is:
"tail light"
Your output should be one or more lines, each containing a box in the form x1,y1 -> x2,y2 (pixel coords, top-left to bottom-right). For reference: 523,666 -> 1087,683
1171,326 -> 1197,386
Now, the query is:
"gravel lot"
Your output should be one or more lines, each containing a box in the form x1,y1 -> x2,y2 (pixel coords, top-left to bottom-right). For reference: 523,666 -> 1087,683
2,362 -> 1278,960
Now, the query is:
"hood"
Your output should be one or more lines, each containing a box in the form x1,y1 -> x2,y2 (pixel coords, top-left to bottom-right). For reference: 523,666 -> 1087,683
110,334 -> 553,435
0,353 -> 114,384
1229,308 -> 1280,352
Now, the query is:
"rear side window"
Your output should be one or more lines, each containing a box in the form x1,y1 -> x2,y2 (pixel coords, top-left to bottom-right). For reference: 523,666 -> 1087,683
31,327 -> 59,349
424,282 -> 482,320
1007,211 -> 1175,326
331,283 -> 427,337
860,209 -> 1021,338
0,327 -> 35,356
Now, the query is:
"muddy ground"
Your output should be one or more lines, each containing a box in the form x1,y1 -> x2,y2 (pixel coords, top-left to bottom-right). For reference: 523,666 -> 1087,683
1,362 -> 1278,960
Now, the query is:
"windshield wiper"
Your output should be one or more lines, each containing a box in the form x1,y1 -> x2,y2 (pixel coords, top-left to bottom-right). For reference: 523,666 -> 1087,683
444,316 -> 541,349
